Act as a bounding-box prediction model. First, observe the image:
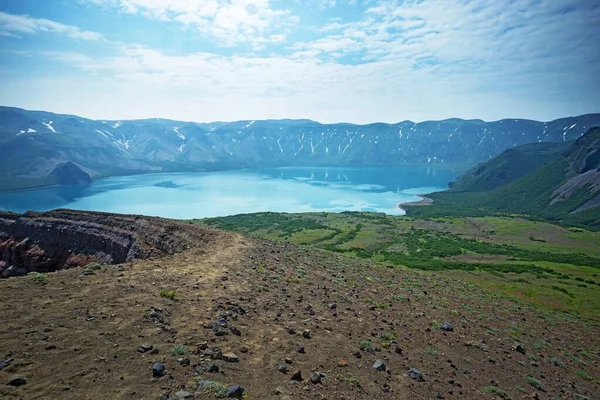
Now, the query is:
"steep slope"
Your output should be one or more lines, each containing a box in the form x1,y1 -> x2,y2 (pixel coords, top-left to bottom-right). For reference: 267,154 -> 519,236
449,141 -> 571,192
409,127 -> 600,228
1,106 -> 599,190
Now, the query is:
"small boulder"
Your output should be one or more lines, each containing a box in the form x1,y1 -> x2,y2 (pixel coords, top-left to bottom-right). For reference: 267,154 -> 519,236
152,362 -> 166,378
302,329 -> 311,339
222,352 -> 239,363
439,322 -> 454,332
173,390 -> 193,400
514,344 -> 526,354
296,345 -> 305,354
406,368 -> 424,381
138,343 -> 153,353
290,369 -> 302,381
373,359 -> 386,371
277,364 -> 290,373
226,385 -> 245,398
310,372 -> 322,384
7,376 -> 26,386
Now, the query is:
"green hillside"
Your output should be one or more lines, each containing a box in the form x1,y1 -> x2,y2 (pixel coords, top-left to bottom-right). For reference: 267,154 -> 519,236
407,127 -> 600,229
450,141 -> 571,192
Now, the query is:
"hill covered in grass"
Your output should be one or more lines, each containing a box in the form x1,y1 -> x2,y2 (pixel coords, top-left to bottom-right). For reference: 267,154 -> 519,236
449,141 -> 571,192
408,127 -> 600,229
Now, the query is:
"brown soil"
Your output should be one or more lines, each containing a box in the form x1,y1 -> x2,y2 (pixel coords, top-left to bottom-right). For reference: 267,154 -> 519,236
0,211 -> 599,399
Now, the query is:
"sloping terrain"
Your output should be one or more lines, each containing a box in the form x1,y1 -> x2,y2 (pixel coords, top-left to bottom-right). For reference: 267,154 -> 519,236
408,128 -> 600,229
1,210 -> 599,400
450,141 -> 571,192
1,106 -> 600,190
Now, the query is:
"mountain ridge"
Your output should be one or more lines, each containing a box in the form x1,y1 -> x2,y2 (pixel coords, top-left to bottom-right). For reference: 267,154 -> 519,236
1,106 -> 600,191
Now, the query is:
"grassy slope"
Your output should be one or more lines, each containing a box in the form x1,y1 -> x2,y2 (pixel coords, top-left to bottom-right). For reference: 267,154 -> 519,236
409,157 -> 600,229
450,141 -> 571,192
194,212 -> 600,320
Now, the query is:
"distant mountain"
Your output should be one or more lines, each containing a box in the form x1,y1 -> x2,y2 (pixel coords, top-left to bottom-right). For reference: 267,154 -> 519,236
409,127 -> 600,229
449,141 -> 572,192
1,106 -> 599,191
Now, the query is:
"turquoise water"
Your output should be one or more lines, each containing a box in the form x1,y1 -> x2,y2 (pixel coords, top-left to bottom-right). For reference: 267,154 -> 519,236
0,166 -> 457,219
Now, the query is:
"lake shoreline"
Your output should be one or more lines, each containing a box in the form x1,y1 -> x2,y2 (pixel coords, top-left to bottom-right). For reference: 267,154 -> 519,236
398,195 -> 433,212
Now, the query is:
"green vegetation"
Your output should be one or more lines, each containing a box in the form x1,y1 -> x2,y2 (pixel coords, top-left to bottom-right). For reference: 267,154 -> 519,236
359,340 -> 374,352
159,289 -> 176,300
195,211 -> 600,319
525,376 -> 544,390
481,385 -> 512,399
171,344 -> 188,356
452,141 -> 570,193
28,272 -> 49,285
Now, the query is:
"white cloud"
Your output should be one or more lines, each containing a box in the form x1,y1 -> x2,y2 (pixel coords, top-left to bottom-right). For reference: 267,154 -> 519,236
85,0 -> 298,46
0,11 -> 105,41
1,1 -> 599,123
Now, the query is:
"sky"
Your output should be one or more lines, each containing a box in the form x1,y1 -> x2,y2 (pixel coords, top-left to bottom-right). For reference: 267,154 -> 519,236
0,0 -> 598,124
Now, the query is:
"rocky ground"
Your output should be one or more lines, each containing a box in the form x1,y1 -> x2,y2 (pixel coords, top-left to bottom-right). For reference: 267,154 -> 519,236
0,211 -> 598,399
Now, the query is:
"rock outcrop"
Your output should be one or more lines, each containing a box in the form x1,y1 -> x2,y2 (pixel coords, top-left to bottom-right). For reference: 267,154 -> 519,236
0,209 -> 223,277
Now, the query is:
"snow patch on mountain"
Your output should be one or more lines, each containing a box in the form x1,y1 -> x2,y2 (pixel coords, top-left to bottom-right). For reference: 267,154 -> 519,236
95,129 -> 109,139
42,121 -> 57,133
173,127 -> 185,140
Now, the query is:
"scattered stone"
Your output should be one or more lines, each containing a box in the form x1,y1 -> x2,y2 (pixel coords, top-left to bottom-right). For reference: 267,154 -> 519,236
296,345 -> 305,354
278,365 -> 290,373
285,358 -> 292,364
152,362 -> 166,378
7,376 -> 26,386
149,310 -> 162,321
239,346 -> 248,353
138,343 -> 153,353
550,358 -> 564,367
373,359 -> 386,371
287,328 -> 296,335
406,368 -> 424,381
439,322 -> 454,332
310,372 -> 322,384
173,390 -> 193,400
211,348 -> 223,360
214,327 -> 229,336
290,369 -> 302,381
338,359 -> 348,367
0,359 -> 13,371
328,303 -> 337,310
394,346 -> 402,355
225,385 -> 245,398
222,352 -> 239,363
230,327 -> 241,336
302,329 -> 311,339
353,351 -> 362,359
197,341 -> 209,351
514,344 -> 526,355
383,383 -> 391,392
179,357 -> 190,366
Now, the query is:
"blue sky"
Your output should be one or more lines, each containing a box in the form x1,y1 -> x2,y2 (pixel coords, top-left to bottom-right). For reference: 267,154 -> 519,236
0,0 -> 598,123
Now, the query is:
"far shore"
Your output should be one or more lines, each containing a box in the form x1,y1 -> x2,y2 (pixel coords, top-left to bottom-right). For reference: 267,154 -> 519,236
398,195 -> 433,212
